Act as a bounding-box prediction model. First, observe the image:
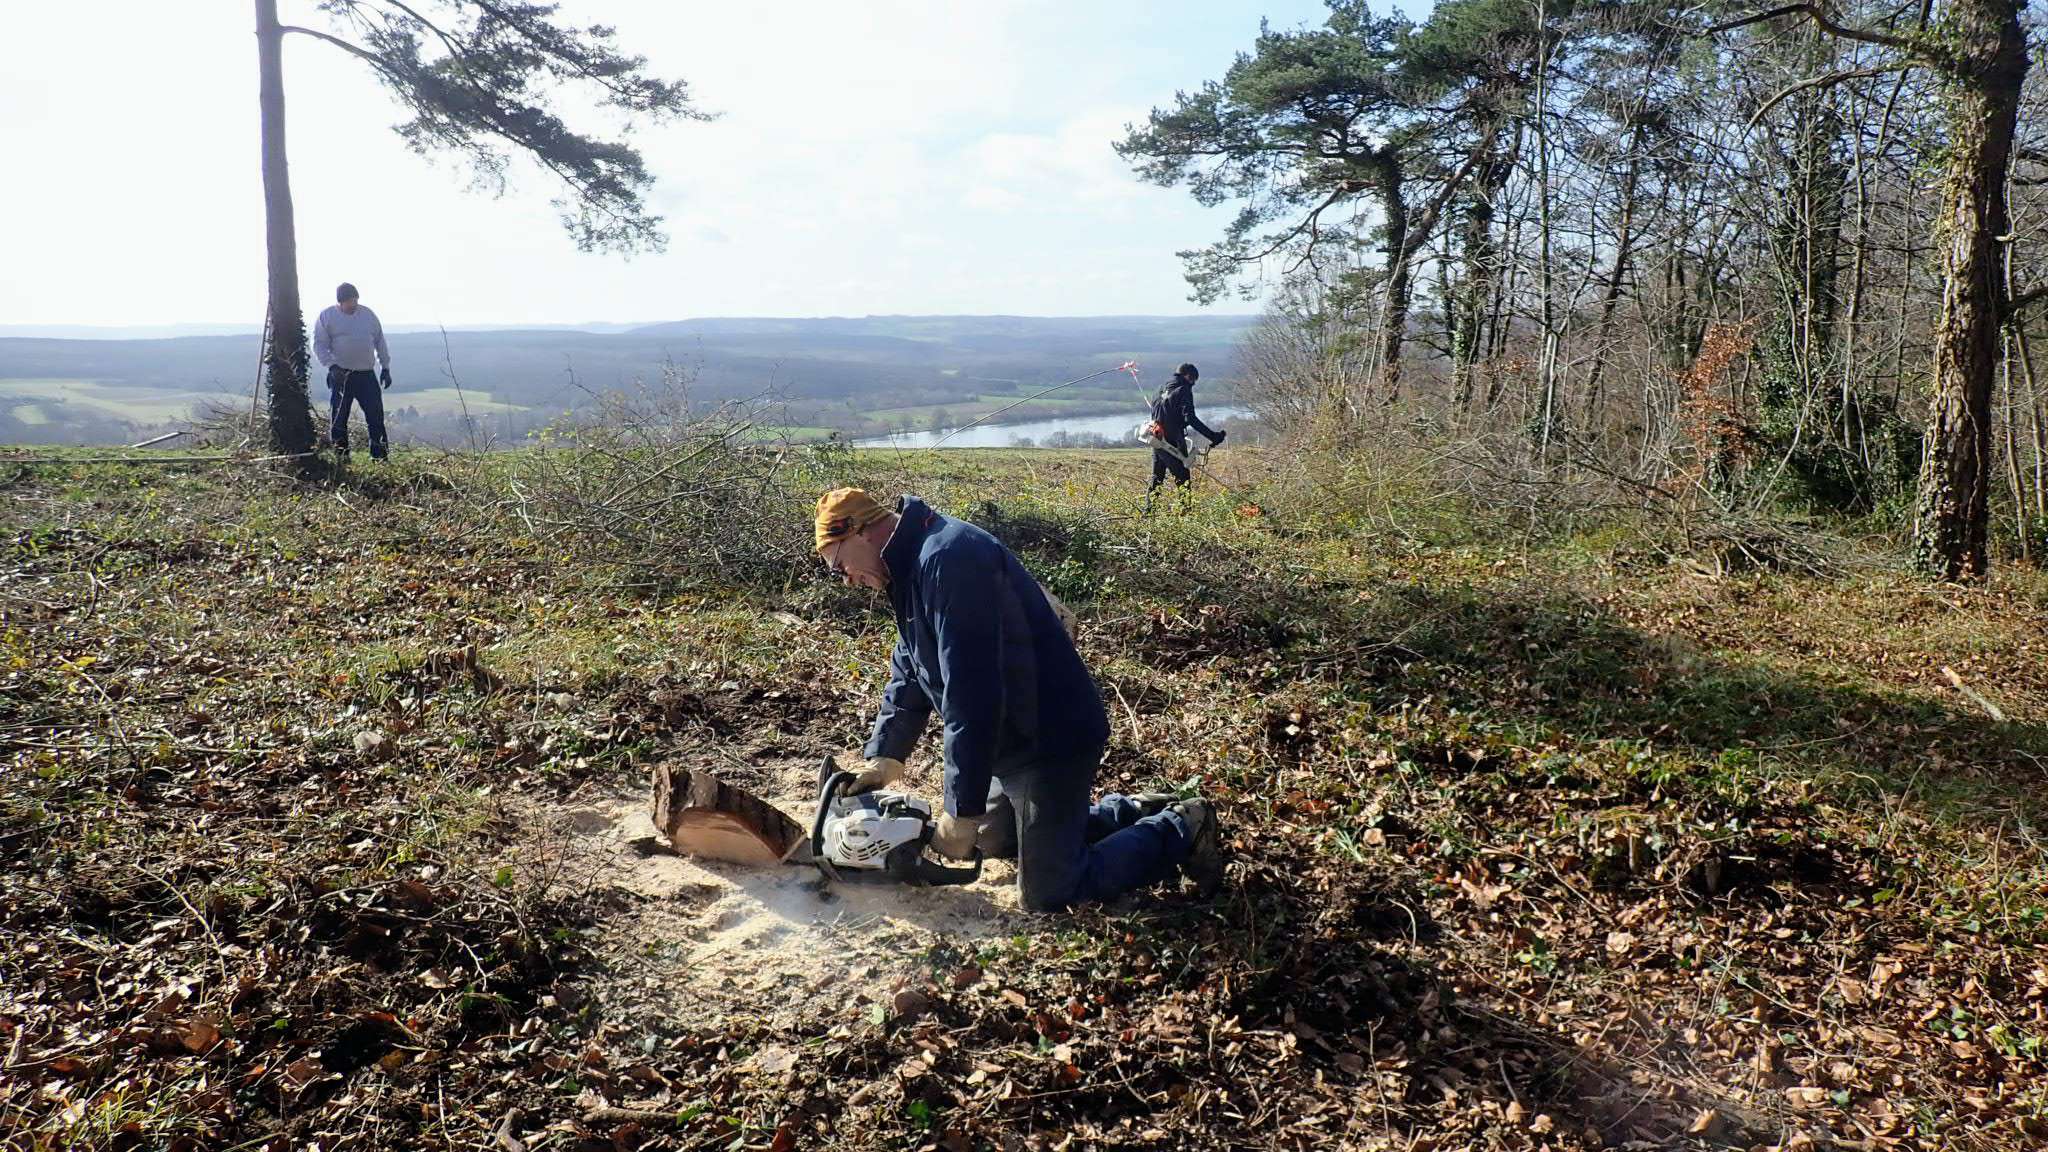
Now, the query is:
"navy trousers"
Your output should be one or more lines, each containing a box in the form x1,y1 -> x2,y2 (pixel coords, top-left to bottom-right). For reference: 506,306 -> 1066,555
327,367 -> 388,459
979,751 -> 1191,912
1147,438 -> 1191,491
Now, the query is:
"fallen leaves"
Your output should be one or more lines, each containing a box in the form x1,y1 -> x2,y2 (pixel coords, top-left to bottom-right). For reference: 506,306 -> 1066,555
11,452 -> 2048,1152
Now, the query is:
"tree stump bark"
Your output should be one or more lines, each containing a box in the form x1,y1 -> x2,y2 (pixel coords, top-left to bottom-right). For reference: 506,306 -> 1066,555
650,765 -> 803,866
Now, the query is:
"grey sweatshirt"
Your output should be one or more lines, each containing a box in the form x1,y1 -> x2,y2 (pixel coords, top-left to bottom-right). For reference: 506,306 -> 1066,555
313,305 -> 391,373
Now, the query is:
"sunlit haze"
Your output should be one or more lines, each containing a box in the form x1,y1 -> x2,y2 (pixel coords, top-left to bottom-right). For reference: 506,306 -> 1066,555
2,1 -> 1345,328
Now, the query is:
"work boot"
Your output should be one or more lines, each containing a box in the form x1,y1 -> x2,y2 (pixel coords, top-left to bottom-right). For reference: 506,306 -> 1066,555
1169,799 -> 1223,896
1130,791 -> 1179,818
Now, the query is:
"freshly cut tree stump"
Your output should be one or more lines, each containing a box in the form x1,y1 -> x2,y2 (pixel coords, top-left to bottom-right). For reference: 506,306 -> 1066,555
650,765 -> 804,866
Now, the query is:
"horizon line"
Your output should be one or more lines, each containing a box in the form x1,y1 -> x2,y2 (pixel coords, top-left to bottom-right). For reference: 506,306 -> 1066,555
1,311 -> 1263,335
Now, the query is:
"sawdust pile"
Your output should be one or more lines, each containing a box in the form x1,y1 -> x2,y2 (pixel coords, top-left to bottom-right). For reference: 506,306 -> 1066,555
565,760 -> 1022,1030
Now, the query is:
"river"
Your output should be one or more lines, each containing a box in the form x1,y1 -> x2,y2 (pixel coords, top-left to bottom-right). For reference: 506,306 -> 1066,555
853,405 -> 1254,449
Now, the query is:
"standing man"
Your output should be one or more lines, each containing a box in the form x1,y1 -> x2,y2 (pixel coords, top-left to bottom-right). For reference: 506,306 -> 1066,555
1144,362 -> 1226,514
313,282 -> 393,460
814,488 -> 1221,911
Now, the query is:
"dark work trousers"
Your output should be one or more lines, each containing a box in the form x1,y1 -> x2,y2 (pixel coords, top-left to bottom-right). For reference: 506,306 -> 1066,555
328,368 -> 388,459
975,751 -> 1191,912
1147,438 -> 1191,492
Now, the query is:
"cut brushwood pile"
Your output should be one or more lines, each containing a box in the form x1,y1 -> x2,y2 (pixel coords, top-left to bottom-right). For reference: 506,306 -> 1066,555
4,451 -> 2045,1152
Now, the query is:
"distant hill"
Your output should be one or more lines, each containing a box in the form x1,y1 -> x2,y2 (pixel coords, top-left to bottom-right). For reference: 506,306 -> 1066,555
0,315 -> 1257,445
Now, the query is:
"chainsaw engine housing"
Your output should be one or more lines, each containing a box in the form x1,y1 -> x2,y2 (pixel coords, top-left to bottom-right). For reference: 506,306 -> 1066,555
810,759 -> 983,887
818,789 -> 932,873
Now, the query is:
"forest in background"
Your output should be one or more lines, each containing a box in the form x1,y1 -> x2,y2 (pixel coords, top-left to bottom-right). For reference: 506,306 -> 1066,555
1121,0 -> 2047,582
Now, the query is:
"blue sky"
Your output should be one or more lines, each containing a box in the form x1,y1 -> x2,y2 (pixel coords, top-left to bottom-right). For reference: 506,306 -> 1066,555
0,1 -> 1378,328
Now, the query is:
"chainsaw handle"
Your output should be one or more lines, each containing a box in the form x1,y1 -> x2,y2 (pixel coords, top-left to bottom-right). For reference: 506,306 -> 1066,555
911,818 -> 983,886
812,757 -> 856,882
912,850 -> 983,887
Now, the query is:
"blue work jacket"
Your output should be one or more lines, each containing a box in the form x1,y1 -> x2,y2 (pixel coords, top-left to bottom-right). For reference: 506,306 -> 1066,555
863,497 -> 1109,817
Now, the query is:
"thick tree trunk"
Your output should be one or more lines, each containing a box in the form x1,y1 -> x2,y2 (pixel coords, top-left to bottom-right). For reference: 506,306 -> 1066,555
1374,152 -> 1410,404
1452,154 -> 1512,410
1914,0 -> 2026,580
256,0 -> 316,458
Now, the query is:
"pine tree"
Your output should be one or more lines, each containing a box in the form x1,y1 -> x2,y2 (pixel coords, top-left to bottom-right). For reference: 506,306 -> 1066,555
252,0 -> 705,461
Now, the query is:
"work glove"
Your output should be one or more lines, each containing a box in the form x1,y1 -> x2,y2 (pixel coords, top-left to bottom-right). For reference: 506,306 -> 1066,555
326,364 -> 345,391
1210,428 -> 1227,446
931,812 -> 978,860
849,756 -> 906,795
379,367 -> 393,390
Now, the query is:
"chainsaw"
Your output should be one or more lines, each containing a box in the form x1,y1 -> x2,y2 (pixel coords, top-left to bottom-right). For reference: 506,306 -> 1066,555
805,755 -> 982,887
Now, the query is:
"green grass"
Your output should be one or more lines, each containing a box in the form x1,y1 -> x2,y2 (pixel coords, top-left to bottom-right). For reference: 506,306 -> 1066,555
389,386 -> 525,416
0,377 -> 234,423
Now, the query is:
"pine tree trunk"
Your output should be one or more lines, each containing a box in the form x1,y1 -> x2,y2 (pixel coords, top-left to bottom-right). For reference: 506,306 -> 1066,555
1914,0 -> 2026,581
1449,195 -> 1484,409
256,0 -> 316,459
1374,152 -> 1410,404
1452,152 -> 1511,411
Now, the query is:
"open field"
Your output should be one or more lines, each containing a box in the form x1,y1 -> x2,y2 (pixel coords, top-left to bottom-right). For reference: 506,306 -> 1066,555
391,386 -> 528,417
3,445 -> 2046,1151
0,378 -> 239,425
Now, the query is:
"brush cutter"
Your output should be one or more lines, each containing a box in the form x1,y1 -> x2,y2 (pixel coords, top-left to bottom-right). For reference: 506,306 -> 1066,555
1134,422 -> 1260,514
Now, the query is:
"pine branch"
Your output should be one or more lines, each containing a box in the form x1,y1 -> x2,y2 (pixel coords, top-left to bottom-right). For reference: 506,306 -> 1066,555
292,1 -> 702,253
1708,4 -> 1922,56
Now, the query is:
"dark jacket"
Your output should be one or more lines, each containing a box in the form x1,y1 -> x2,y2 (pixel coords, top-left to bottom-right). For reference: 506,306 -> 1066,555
863,497 -> 1109,818
1151,379 -> 1219,448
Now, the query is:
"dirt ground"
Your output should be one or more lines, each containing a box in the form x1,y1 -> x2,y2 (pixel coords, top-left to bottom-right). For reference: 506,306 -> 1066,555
557,757 -> 1025,1033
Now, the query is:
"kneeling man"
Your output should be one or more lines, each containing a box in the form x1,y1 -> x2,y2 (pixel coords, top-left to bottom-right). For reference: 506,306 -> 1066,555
814,488 -> 1220,911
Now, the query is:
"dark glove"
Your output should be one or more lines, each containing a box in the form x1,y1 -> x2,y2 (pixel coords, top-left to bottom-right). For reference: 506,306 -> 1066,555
379,367 -> 392,390
1211,428 -> 1227,446
326,364 -> 344,391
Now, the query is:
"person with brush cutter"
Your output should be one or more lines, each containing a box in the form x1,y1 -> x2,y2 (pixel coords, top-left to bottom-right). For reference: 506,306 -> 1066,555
814,487 -> 1223,910
1143,363 -> 1225,514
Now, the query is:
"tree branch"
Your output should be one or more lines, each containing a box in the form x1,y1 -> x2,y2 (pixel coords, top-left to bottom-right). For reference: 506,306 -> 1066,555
287,22 -> 658,247
1249,181 -> 1365,264
1745,63 -> 1912,127
366,0 -> 468,61
466,0 -> 696,114
281,25 -> 409,81
2006,286 -> 2048,319
1709,3 -> 1921,54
